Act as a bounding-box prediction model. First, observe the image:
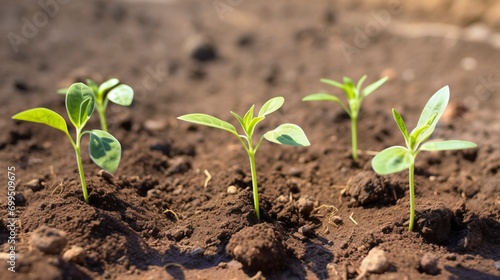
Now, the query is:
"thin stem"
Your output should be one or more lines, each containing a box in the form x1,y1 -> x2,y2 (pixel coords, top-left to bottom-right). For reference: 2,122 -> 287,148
97,106 -> 108,132
75,129 -> 89,204
408,163 -> 415,231
351,117 -> 358,161
248,151 -> 260,220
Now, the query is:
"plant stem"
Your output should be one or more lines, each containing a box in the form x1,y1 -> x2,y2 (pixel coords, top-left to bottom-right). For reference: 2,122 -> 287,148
408,163 -> 415,231
97,106 -> 108,132
248,151 -> 260,220
351,117 -> 358,161
75,131 -> 89,204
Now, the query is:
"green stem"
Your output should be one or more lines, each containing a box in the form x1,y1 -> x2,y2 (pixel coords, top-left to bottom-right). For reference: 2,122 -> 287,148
248,151 -> 260,220
97,106 -> 108,132
351,117 -> 358,161
408,163 -> 415,231
75,130 -> 89,204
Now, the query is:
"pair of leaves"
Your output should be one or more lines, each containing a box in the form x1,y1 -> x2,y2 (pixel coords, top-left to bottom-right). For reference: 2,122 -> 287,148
59,78 -> 134,107
303,75 -> 388,116
177,97 -> 310,147
372,86 -> 477,175
12,83 -> 121,173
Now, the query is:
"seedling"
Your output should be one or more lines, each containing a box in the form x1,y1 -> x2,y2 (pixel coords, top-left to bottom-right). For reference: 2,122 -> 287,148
58,78 -> 134,132
371,86 -> 476,231
303,75 -> 388,160
178,97 -> 310,220
13,83 -> 122,204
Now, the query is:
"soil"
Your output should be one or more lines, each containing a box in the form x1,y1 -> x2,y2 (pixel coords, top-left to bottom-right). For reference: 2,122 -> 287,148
1,0 -> 500,279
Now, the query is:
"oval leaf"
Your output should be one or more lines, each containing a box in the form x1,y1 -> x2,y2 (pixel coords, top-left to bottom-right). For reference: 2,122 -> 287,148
98,78 -> 120,95
371,146 -> 413,175
413,86 -> 450,143
66,83 -> 95,129
420,140 -> 477,151
12,108 -> 68,135
177,114 -> 237,134
264,124 -> 310,146
89,130 -> 121,173
108,84 -> 134,106
258,97 -> 284,117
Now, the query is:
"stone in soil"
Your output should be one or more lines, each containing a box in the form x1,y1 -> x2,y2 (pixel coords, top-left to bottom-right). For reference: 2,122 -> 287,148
419,252 -> 440,275
62,246 -> 86,264
358,247 -> 390,277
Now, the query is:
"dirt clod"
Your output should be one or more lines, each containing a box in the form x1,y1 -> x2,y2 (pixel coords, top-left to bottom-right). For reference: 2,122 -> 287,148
417,206 -> 453,244
31,226 -> 68,255
226,223 -> 287,272
346,171 -> 399,206
419,253 -> 440,275
296,195 -> 316,216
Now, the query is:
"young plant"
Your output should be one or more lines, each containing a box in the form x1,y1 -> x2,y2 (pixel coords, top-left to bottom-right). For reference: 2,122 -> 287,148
13,83 -> 122,204
58,78 -> 134,132
303,75 -> 388,160
178,97 -> 310,220
371,86 -> 476,231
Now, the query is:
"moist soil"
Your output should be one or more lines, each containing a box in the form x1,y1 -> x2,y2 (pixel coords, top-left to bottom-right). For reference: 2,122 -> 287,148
1,0 -> 500,279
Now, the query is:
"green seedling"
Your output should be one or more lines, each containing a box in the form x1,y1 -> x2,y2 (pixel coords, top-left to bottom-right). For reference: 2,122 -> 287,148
178,97 -> 310,220
14,83 -> 122,204
58,78 -> 134,132
303,75 -> 388,160
371,86 -> 476,231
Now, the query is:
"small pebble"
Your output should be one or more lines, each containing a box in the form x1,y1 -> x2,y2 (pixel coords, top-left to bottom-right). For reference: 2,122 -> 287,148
288,167 -> 303,177
227,185 -> 238,195
62,246 -> 85,264
494,261 -> 500,270
419,253 -> 440,275
31,226 -> 67,255
276,195 -> 288,203
359,247 -> 390,275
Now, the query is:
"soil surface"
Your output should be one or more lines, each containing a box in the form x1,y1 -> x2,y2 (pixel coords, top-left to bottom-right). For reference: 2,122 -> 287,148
1,0 -> 500,279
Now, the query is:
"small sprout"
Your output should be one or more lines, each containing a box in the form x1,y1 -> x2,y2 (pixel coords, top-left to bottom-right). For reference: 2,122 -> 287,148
178,97 -> 310,220
59,78 -> 134,132
371,86 -> 477,231
303,75 -> 388,160
13,83 -> 122,204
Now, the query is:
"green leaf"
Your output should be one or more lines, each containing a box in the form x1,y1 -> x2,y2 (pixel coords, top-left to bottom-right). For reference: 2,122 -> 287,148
362,76 -> 388,97
98,78 -> 120,96
420,140 -> 477,151
302,93 -> 350,115
243,105 -> 255,128
302,93 -> 341,103
57,88 -> 68,95
12,108 -> 69,135
86,79 -> 99,95
413,86 -> 450,143
230,111 -> 245,130
371,146 -> 413,175
320,78 -> 344,89
356,75 -> 367,97
258,96 -> 284,117
410,112 -> 437,146
66,83 -> 95,129
89,130 -> 121,173
264,124 -> 310,146
246,116 -> 265,138
177,114 -> 237,134
392,109 -> 408,141
107,84 -> 134,106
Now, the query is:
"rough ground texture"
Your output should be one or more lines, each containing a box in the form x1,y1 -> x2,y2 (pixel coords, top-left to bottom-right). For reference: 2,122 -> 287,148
1,0 -> 500,279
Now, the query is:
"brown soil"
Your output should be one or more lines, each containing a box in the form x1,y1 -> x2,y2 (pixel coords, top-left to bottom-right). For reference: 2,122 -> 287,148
1,0 -> 499,279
